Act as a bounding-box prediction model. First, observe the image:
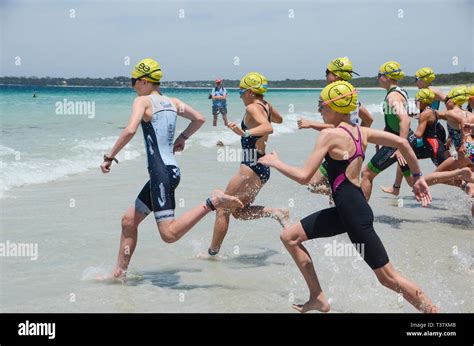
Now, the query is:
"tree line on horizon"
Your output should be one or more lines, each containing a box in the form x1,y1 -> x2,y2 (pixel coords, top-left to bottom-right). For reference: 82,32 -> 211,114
0,72 -> 473,88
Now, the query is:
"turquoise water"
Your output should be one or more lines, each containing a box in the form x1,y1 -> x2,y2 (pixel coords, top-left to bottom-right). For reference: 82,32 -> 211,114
0,85 -> 388,197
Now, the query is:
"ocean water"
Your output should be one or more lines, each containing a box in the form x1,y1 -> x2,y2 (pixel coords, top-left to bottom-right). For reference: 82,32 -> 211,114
0,85 -> 386,197
0,85 -> 472,313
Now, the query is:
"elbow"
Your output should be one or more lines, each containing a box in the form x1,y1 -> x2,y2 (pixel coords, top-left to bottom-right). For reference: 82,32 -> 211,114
197,116 -> 205,125
298,173 -> 312,185
397,137 -> 409,150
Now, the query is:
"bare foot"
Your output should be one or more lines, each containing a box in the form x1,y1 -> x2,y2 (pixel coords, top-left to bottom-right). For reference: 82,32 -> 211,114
272,208 -> 290,228
381,185 -> 400,196
292,293 -> 330,313
211,189 -> 244,210
111,267 -> 127,280
307,183 -> 331,195
459,167 -> 474,183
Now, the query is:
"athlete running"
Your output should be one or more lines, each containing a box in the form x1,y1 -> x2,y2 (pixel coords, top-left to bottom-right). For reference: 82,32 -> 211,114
361,61 -> 416,201
207,72 -> 289,256
101,59 -> 243,278
258,81 -> 437,313
297,57 -> 374,197
381,88 -> 450,196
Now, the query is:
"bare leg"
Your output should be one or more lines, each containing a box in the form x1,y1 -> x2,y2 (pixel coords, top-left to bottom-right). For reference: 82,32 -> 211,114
381,165 -> 404,196
112,206 -> 148,278
425,167 -> 474,186
222,114 -> 229,127
213,114 -> 217,127
233,205 -> 290,228
157,189 -> 243,244
361,167 -> 378,201
208,165 -> 287,254
112,190 -> 243,278
209,209 -> 231,253
374,263 -> 438,313
280,223 -> 330,313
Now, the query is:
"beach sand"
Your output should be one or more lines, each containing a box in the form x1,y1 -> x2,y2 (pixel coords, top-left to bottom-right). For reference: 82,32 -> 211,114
0,125 -> 472,313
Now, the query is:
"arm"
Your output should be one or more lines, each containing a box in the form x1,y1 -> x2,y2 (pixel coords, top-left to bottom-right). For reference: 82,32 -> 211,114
389,93 -> 411,139
229,104 -> 273,137
258,131 -> 331,185
298,117 -> 334,131
101,97 -> 146,173
170,97 -> 205,152
364,127 -> 431,206
430,87 -> 447,102
358,104 -> 374,128
268,103 -> 283,124
414,111 -> 429,138
107,97 -> 145,158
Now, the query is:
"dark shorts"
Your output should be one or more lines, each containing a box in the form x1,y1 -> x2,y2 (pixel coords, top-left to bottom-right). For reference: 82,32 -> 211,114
241,162 -> 270,184
135,165 -> 181,222
414,138 -> 449,167
300,181 -> 389,270
367,146 -> 411,177
212,105 -> 227,116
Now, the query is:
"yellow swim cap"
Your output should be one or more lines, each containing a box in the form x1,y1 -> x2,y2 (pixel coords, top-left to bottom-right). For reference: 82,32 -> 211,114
416,88 -> 435,105
320,81 -> 358,114
379,61 -> 405,80
327,57 -> 360,81
446,86 -> 469,106
467,85 -> 474,98
132,58 -> 163,82
239,72 -> 268,95
416,67 -> 436,83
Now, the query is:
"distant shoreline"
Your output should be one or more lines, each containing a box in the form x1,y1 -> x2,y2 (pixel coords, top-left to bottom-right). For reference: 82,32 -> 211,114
0,84 -> 464,91
1,72 -> 472,89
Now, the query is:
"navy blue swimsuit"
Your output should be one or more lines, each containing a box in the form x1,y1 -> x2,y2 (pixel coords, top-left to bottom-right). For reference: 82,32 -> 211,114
240,102 -> 271,184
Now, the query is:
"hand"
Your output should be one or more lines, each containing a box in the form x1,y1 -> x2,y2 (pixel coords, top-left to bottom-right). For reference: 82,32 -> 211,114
297,118 -> 311,129
412,177 -> 432,207
173,135 -> 186,153
258,151 -> 279,167
101,160 -> 112,173
391,149 -> 407,167
459,142 -> 467,156
227,122 -> 245,136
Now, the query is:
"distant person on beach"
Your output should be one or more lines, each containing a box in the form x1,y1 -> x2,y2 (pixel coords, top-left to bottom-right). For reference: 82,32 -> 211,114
32,93 -> 37,98
259,80 -> 438,313
210,78 -> 228,126
100,59 -> 243,279
207,72 -> 288,257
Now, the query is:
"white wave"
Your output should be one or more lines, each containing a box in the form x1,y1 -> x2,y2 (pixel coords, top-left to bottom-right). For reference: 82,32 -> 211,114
0,137 -> 141,198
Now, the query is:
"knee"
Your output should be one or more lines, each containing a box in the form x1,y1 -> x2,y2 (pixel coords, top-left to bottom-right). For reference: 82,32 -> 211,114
159,230 -> 179,244
121,213 -> 137,233
362,169 -> 374,181
280,228 -> 299,247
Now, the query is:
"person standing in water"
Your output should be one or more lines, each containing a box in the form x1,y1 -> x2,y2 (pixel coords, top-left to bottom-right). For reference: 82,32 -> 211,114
361,61 -> 416,201
259,81 -> 437,313
210,79 -> 229,127
101,59 -> 243,278
297,57 -> 373,197
207,72 -> 289,256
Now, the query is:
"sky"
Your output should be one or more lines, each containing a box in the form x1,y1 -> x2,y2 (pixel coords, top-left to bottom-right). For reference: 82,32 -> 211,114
1,0 -> 473,81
